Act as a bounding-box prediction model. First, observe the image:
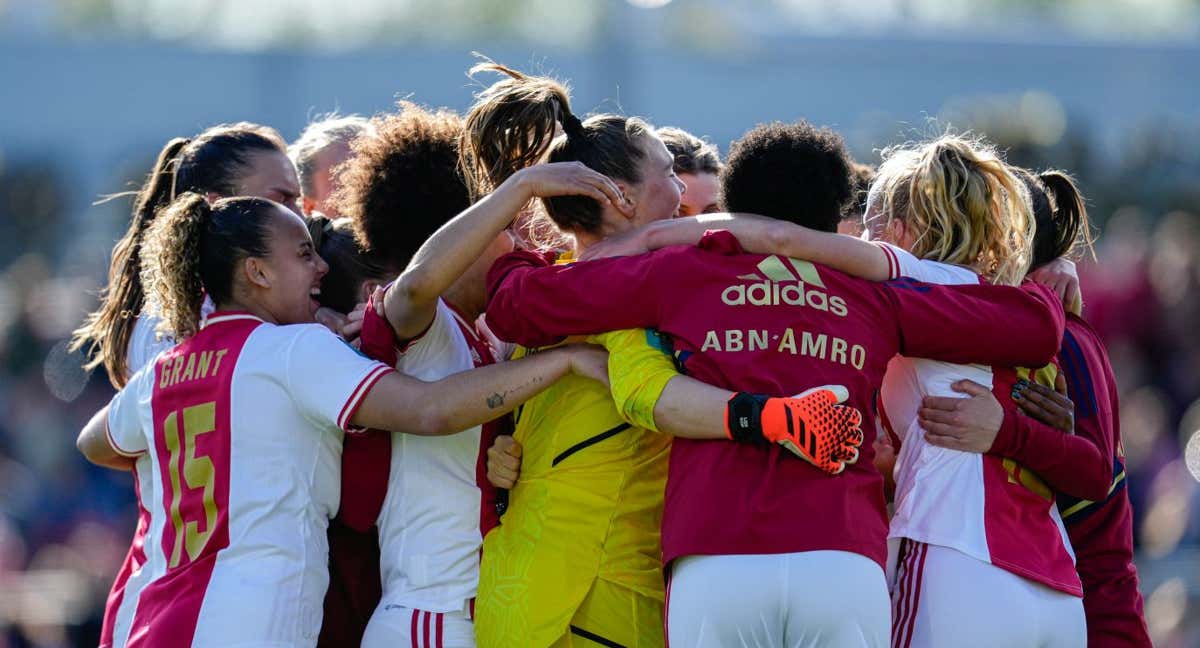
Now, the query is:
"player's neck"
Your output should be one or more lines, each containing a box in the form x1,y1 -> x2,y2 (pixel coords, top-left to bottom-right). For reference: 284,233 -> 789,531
214,299 -> 275,325
443,275 -> 484,322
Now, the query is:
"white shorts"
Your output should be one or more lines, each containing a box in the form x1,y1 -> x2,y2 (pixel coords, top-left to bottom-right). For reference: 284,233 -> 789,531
891,541 -> 1085,648
666,550 -> 891,648
361,603 -> 475,648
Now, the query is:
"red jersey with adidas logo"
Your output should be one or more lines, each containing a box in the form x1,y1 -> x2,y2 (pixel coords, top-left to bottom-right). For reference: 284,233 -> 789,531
484,231 -> 1065,568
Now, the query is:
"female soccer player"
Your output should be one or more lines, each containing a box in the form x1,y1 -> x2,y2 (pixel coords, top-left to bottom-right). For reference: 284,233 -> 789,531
482,121 -> 1067,648
75,192 -> 605,648
71,123 -> 301,386
657,126 -> 721,217
462,64 -> 684,648
585,133 -> 1089,647
68,123 -> 301,648
916,169 -> 1152,647
460,63 -> 870,647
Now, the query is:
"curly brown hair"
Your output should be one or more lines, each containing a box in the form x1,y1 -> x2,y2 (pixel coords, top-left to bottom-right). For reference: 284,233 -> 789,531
333,102 -> 470,269
721,121 -> 853,234
140,193 -> 276,341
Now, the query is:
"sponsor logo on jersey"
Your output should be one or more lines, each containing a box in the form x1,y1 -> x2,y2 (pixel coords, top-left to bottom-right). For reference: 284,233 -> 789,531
721,256 -> 848,316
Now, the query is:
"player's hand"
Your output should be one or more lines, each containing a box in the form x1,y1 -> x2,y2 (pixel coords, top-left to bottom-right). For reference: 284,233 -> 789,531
564,345 -> 610,388
1013,373 -> 1075,433
919,380 -> 1003,453
342,302 -> 367,346
1029,258 -> 1081,313
487,436 -> 522,489
758,386 -> 865,475
513,162 -> 632,214
314,306 -> 350,338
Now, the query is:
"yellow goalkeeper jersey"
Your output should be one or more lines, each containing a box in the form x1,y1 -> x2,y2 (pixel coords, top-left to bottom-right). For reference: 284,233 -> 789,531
475,328 -> 678,648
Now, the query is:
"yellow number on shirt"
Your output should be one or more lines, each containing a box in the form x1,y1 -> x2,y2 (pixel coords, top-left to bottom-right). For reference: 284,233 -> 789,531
163,401 -> 218,568
1002,458 -> 1053,502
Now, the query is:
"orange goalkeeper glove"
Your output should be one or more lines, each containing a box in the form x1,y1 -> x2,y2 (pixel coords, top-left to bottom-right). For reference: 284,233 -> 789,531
725,386 -> 865,475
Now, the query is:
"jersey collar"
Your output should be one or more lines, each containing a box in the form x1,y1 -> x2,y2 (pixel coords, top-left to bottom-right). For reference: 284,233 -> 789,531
201,311 -> 266,329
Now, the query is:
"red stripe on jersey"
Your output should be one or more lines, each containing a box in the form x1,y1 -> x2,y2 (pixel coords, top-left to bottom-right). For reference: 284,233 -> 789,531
99,466 -> 150,647
444,301 -> 508,540
899,544 -> 928,648
877,242 -> 901,280
126,316 -> 258,647
410,609 -> 419,648
436,612 -> 444,648
337,364 -> 393,431
891,540 -> 915,647
422,611 -> 432,648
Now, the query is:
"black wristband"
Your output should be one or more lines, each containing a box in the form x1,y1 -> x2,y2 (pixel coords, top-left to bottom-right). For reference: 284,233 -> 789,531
726,392 -> 770,444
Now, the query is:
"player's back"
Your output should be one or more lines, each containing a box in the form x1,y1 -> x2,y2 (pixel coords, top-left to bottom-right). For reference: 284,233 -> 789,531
108,313 -> 387,647
877,246 -> 1081,596
484,230 -> 1065,573
1056,314 -> 1151,644
647,239 -> 904,568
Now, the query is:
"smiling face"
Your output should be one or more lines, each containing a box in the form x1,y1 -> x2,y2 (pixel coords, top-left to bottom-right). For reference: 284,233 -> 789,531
245,204 -> 329,325
623,134 -> 685,229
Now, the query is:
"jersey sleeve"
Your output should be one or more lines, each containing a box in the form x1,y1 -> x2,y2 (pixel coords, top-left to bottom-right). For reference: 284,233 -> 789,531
875,242 -> 979,285
485,249 -> 675,348
285,325 -> 394,432
106,367 -> 151,457
592,329 -> 679,433
884,279 -> 1065,368
988,365 -> 1112,502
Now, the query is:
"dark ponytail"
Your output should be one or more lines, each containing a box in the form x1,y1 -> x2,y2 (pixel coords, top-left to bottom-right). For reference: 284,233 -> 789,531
70,123 -> 287,386
70,136 -> 190,386
308,215 -> 395,314
1020,168 -> 1095,271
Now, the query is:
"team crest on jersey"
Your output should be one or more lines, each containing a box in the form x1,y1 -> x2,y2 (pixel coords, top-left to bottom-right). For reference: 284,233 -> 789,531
720,256 -> 848,316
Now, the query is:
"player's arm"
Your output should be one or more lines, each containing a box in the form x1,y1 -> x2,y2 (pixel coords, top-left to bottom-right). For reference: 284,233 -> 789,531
76,404 -> 136,470
351,345 -> 607,436
581,214 -> 893,281
919,375 -> 1110,502
599,329 -> 866,474
484,248 -> 676,348
888,279 -> 1065,368
383,163 -> 628,340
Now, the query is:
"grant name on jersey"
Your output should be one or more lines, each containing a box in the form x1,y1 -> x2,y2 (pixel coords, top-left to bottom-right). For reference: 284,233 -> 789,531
159,348 -> 229,388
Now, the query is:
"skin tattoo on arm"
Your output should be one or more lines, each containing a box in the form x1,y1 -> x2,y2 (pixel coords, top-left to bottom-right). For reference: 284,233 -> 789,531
487,375 -> 545,409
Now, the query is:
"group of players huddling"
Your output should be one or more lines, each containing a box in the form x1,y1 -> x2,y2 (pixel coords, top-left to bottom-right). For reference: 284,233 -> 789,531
71,59 -> 1150,648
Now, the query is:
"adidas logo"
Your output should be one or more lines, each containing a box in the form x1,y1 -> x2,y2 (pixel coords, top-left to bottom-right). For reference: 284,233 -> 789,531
721,256 -> 848,317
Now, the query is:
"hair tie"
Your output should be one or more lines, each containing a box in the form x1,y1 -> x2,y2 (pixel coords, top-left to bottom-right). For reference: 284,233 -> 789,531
307,214 -> 333,250
562,113 -> 585,138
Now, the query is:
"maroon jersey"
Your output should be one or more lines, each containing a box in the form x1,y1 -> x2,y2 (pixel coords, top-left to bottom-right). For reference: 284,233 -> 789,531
485,231 -> 1064,568
1053,315 -> 1150,647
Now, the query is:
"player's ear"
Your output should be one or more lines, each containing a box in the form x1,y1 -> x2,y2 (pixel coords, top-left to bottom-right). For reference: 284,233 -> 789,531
359,279 -> 382,304
243,256 -> 272,290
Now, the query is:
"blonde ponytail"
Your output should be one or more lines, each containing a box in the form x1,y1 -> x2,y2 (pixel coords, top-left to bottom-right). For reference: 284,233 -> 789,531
876,135 -> 1033,285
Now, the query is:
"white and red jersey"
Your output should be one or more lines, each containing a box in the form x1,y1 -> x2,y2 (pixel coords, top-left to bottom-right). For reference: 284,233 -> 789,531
103,311 -> 392,647
374,298 -> 496,614
877,243 -> 1081,596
